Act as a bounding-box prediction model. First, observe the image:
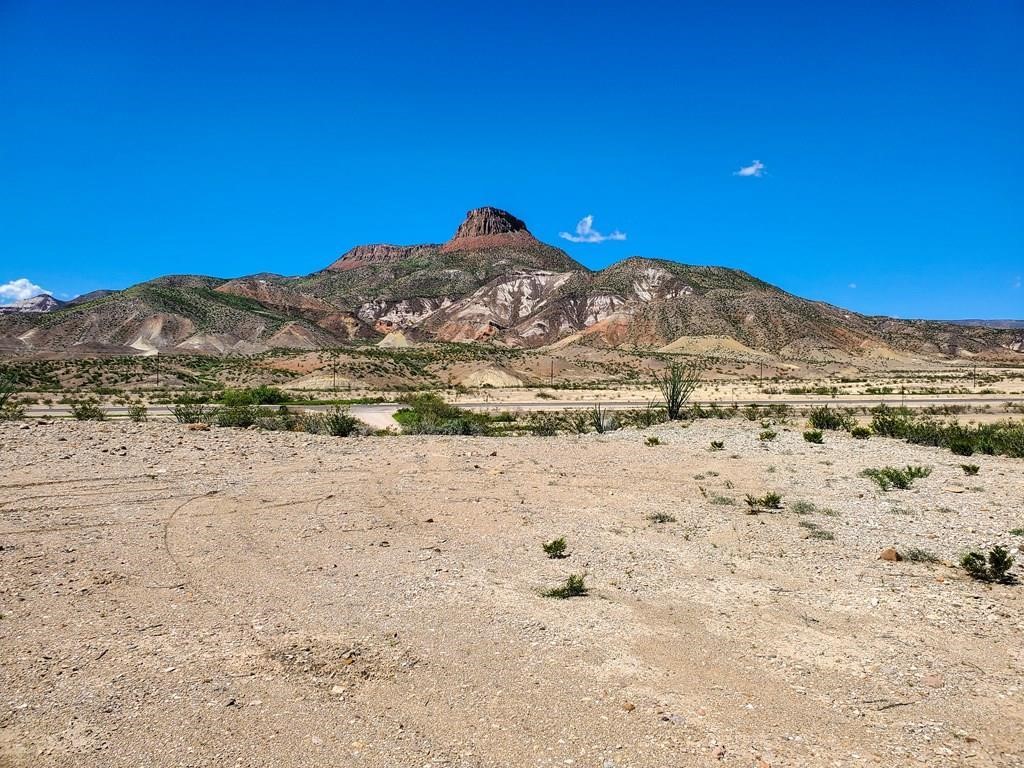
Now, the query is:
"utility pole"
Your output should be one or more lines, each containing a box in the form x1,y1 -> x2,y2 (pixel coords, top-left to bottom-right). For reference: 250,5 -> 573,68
758,361 -> 763,390
549,358 -> 554,387
972,364 -> 977,390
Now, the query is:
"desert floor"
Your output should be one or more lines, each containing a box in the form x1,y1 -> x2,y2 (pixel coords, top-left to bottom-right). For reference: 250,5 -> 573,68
1,420 -> 1022,767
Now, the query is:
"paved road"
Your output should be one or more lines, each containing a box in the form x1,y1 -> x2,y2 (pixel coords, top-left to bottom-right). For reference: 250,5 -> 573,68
22,394 -> 1024,424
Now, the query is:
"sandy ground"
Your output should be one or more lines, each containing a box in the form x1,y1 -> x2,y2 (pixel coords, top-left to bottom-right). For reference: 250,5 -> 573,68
1,420 -> 1022,767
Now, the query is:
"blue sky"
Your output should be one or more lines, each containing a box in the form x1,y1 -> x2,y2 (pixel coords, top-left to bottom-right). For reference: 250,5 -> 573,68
2,0 -> 1021,318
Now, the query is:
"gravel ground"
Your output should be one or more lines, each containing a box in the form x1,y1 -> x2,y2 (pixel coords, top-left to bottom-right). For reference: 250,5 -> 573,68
0,419 -> 1022,767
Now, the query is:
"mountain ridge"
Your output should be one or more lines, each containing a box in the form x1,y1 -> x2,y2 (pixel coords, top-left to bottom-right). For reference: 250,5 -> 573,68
1,207 -> 1021,361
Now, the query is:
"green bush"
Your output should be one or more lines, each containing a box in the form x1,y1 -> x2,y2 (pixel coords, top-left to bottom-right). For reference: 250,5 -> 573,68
758,429 -> 777,442
70,399 -> 105,421
808,406 -> 855,431
861,465 -> 931,491
709,440 -> 725,451
215,404 -> 260,428
869,405 -> 1024,459
960,546 -> 1015,584
394,394 -> 490,435
645,435 -> 661,446
127,404 -> 148,422
304,406 -> 360,437
803,429 -> 824,444
851,426 -> 871,439
220,385 -> 288,407
745,492 -> 783,511
542,538 -> 568,559
172,403 -> 215,424
961,464 -> 980,476
542,574 -> 588,599
647,511 -> 677,523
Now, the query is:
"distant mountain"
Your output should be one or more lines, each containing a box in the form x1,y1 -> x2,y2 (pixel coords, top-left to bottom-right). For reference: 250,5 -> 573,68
0,294 -> 66,314
0,207 -> 1021,360
949,319 -> 1024,330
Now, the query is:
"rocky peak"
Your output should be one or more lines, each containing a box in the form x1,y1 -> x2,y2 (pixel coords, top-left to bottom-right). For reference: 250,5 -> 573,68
0,294 -> 65,314
327,243 -> 438,272
441,207 -> 537,252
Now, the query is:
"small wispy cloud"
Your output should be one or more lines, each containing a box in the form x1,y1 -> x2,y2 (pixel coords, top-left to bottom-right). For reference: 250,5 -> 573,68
1014,275 -> 1022,290
559,215 -> 626,244
733,160 -> 766,178
848,283 -> 857,289
0,277 -> 48,304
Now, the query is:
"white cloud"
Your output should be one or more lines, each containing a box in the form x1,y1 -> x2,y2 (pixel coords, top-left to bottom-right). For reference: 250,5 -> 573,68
848,283 -> 857,289
1014,276 -> 1021,289
559,215 -> 627,244
734,160 -> 766,178
0,278 -> 49,304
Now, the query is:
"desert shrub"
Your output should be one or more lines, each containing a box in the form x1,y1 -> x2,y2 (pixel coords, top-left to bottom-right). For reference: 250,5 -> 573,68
790,500 -> 817,514
803,429 -> 824,444
808,406 -> 855,431
619,404 -> 668,429
851,426 -> 871,439
645,436 -> 661,447
220,385 -> 288,407
542,574 -> 588,599
961,464 -> 980,476
0,372 -> 16,410
589,403 -> 618,434
861,465 -> 931,491
304,406 -> 360,437
127,404 -> 148,422
904,547 -> 940,563
527,415 -> 559,436
0,402 -> 25,421
758,429 -> 777,442
799,520 -> 834,540
215,404 -> 260,428
172,403 -> 215,424
745,492 -> 783,511
709,440 -> 724,451
960,546 -> 1015,584
657,359 -> 703,420
394,394 -> 490,435
542,538 -> 568,559
564,410 -> 590,435
535,390 -> 556,400
70,399 -> 105,421
869,405 -> 1024,458
647,511 -> 677,523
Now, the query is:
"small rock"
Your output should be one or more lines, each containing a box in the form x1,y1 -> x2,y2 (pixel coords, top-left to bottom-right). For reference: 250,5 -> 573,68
330,685 -> 345,696
711,745 -> 726,760
879,547 -> 902,562
621,701 -> 636,712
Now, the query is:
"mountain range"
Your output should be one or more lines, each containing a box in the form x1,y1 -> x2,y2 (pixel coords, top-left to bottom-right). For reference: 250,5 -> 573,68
1,207 -> 1021,361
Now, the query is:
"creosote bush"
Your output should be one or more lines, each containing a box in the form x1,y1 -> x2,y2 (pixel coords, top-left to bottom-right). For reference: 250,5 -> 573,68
960,546 -> 1015,584
861,465 -> 931,491
645,436 -> 661,447
808,405 -> 855,431
745,492 -> 783,511
172,402 -> 214,424
70,399 -> 105,421
647,511 -> 677,523
394,393 -> 490,435
851,426 -> 871,440
960,464 -> 980,476
304,406 -> 360,437
758,429 -> 777,442
542,573 -> 588,599
904,547 -> 940,564
127,404 -> 148,422
709,440 -> 725,451
803,429 -> 824,444
542,538 -> 568,559
870,404 -> 1024,458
